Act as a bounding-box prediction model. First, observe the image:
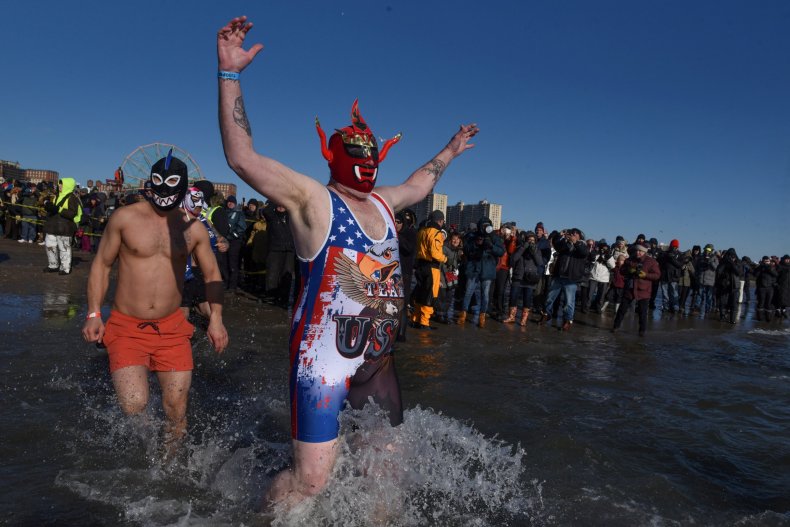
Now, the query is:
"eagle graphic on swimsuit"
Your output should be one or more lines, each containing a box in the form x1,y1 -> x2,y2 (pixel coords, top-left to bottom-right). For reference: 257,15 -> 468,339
333,245 -> 404,320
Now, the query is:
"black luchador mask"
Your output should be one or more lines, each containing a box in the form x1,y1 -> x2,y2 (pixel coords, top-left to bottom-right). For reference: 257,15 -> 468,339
149,149 -> 188,211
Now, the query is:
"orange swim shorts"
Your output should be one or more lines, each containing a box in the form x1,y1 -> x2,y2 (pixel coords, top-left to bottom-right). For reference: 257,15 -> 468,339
102,309 -> 195,373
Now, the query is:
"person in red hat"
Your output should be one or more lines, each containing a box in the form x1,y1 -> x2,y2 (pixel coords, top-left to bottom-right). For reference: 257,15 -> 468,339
217,15 -> 479,509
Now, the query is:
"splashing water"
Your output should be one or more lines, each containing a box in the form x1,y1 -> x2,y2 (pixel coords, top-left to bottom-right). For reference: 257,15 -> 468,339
272,404 -> 538,526
53,383 -> 535,526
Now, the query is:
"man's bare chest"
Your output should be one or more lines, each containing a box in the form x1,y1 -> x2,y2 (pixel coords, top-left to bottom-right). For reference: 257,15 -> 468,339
121,222 -> 191,260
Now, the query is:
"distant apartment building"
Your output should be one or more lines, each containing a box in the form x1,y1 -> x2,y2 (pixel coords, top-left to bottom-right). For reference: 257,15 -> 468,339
0,160 -> 24,181
446,200 -> 502,231
1,159 -> 57,184
212,182 -> 237,200
412,192 -> 447,224
24,168 -> 59,184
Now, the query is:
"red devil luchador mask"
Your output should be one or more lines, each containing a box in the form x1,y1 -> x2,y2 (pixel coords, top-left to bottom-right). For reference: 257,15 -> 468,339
316,99 -> 401,193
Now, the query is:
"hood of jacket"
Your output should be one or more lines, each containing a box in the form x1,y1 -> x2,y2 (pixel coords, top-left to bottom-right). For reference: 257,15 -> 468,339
477,216 -> 493,232
57,178 -> 77,203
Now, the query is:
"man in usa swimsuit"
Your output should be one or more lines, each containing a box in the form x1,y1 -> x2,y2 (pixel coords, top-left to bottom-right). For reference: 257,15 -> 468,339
217,15 -> 479,508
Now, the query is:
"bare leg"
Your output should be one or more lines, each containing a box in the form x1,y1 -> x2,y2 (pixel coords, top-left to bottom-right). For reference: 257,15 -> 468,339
111,365 -> 150,415
265,439 -> 338,510
156,370 -> 192,451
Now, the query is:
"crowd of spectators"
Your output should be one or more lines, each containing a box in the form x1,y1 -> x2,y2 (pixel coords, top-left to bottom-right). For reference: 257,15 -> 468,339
400,213 -> 790,337
3,178 -> 789,332
1,177 -> 297,306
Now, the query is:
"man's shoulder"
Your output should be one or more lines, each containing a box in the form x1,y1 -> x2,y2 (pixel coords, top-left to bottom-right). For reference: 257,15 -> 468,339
186,216 -> 211,238
110,202 -> 154,226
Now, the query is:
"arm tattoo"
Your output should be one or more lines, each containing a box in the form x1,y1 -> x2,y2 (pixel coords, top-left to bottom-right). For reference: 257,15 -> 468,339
233,96 -> 252,137
423,158 -> 447,185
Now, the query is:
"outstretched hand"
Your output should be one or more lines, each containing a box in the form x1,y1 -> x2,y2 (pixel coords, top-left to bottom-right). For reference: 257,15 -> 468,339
217,16 -> 264,73
446,123 -> 480,158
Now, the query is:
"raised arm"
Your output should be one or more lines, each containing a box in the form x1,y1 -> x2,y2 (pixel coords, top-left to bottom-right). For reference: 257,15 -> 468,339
217,16 -> 324,218
377,123 -> 479,212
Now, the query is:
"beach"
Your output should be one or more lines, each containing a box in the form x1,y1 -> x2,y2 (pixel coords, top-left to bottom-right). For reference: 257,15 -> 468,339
1,237 -> 788,526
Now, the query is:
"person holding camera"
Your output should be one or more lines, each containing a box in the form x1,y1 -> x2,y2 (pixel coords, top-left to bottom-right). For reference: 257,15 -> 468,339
539,228 -> 589,331
222,195 -> 247,292
754,255 -> 778,321
657,239 -> 683,313
492,224 -> 517,320
612,244 -> 660,336
694,244 -> 719,314
589,239 -> 615,313
261,201 -> 296,307
395,209 -> 417,341
503,230 -> 543,325
457,216 -> 505,327
715,248 -> 743,323
776,255 -> 790,320
436,231 -> 463,323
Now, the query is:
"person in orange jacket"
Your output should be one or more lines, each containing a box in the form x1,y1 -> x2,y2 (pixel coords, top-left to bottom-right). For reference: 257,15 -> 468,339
493,224 -> 517,319
411,210 -> 448,329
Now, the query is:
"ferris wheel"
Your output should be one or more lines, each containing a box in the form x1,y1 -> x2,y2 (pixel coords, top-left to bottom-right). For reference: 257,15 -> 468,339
120,143 -> 204,188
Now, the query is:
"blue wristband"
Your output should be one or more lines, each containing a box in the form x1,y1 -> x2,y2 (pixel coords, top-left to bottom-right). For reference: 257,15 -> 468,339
218,70 -> 240,81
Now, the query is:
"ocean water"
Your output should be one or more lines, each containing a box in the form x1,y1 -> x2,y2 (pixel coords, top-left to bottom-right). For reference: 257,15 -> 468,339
1,283 -> 789,526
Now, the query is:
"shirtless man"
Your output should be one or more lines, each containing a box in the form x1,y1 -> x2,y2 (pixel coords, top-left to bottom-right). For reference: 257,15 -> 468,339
217,16 -> 478,507
82,152 -> 229,449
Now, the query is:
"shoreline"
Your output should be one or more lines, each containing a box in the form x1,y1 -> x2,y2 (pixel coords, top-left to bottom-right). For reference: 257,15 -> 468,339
0,237 -> 782,340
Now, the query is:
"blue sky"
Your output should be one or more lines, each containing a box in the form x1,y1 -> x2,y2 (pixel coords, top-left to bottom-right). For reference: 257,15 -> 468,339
2,1 -> 788,258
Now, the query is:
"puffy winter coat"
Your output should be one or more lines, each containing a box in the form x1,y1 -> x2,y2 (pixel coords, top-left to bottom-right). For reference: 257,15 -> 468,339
463,231 -> 505,281
715,250 -> 743,293
510,241 -> 543,285
496,235 -> 517,271
695,254 -> 719,287
754,263 -> 778,289
589,252 -> 614,283
43,178 -> 81,237
776,262 -> 790,306
659,248 -> 683,282
440,243 -> 462,288
622,254 -> 660,300
551,236 -> 589,282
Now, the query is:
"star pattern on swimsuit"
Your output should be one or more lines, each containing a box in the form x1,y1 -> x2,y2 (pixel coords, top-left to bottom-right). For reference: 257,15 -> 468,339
328,193 -> 386,254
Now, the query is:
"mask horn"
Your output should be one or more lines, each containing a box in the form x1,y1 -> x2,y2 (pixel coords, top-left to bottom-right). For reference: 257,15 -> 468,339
350,98 -> 368,131
315,117 -> 333,162
378,133 -> 402,162
164,148 -> 173,170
